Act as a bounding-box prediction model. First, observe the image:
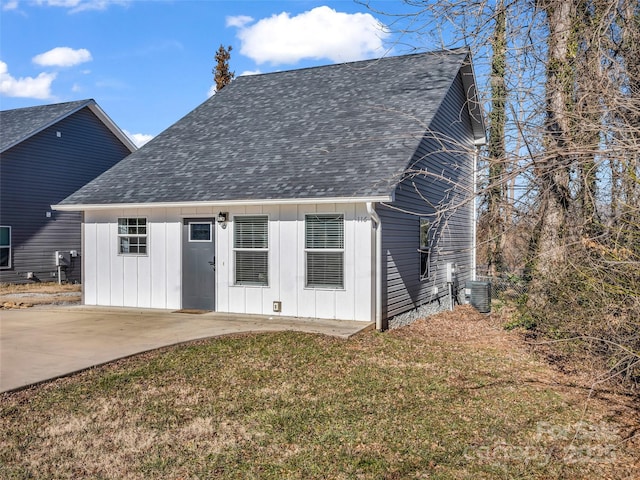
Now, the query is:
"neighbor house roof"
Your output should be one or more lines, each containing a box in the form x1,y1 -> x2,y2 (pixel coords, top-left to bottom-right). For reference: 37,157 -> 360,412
0,99 -> 137,153
56,49 -> 484,210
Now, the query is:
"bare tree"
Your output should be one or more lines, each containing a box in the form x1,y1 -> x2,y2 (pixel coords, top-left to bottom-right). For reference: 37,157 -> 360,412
362,0 -> 640,388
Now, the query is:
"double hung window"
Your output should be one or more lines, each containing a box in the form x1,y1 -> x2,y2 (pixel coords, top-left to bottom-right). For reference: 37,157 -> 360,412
0,226 -> 10,268
419,218 -> 431,280
234,215 -> 268,286
305,214 -> 344,289
118,218 -> 147,255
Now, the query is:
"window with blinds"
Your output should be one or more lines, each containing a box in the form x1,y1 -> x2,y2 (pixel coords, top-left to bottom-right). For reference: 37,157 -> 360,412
234,215 -> 268,286
305,213 -> 344,289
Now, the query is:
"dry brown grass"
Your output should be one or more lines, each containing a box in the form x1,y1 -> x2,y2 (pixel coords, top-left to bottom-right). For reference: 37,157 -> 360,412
0,282 -> 81,308
0,282 -> 81,294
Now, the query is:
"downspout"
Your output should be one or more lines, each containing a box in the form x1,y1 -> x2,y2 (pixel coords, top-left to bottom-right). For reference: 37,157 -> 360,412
472,146 -> 478,281
366,202 -> 383,331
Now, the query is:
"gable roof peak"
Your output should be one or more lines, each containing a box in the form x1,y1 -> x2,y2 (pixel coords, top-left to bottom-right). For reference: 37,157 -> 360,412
0,99 -> 136,153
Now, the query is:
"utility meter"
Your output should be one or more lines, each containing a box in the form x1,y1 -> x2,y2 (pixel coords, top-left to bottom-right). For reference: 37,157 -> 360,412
55,251 -> 71,267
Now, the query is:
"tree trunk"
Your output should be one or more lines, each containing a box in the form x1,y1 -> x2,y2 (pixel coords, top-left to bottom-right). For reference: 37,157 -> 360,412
531,0 -> 576,276
486,0 -> 508,275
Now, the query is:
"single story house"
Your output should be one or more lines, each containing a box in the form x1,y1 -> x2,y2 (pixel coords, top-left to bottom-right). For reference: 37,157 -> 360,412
1,99 -> 136,284
54,49 -> 486,329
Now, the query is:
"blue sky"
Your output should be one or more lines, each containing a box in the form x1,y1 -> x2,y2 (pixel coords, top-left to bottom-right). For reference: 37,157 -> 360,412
0,0 -> 433,146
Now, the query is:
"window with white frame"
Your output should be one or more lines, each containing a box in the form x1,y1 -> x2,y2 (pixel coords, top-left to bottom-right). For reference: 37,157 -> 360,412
118,218 -> 147,255
305,213 -> 344,289
189,222 -> 212,242
0,226 -> 11,268
234,215 -> 268,286
419,218 -> 431,280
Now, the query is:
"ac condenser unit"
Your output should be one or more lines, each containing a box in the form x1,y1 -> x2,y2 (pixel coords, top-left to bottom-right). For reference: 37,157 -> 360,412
466,281 -> 491,313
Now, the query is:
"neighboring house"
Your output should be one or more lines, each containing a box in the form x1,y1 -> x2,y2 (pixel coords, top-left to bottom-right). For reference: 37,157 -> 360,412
55,49 -> 486,329
0,99 -> 136,284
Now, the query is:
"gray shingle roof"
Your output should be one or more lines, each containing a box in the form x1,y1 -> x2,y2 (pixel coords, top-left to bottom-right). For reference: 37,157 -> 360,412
0,99 -> 93,152
59,50 -> 475,207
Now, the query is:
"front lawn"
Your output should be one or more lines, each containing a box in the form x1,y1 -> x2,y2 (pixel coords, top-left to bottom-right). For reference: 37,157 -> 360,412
1,307 -> 637,479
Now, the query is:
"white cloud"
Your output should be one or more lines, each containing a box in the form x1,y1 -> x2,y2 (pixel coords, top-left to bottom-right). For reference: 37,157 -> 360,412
33,47 -> 92,67
34,0 -> 128,13
239,69 -> 261,77
226,15 -> 253,28
0,61 -> 56,99
230,6 -> 390,65
124,130 -> 153,147
37,0 -> 80,6
207,84 -> 217,98
2,0 -> 19,10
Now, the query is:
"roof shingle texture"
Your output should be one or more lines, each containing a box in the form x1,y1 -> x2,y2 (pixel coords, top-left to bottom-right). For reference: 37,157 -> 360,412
60,51 -> 467,206
0,99 -> 92,152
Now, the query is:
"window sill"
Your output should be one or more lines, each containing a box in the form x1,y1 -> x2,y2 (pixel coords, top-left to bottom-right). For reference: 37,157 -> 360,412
304,286 -> 346,291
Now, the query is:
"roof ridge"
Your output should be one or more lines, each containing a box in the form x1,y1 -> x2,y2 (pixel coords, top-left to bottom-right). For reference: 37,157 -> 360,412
0,98 -> 93,114
234,48 -> 469,81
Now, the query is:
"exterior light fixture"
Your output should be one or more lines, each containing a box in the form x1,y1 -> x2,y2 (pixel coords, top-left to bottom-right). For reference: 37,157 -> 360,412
217,212 -> 229,224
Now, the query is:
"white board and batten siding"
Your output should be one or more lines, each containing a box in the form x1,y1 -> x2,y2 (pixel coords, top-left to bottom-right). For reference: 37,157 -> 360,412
83,208 -> 181,309
83,203 -> 374,321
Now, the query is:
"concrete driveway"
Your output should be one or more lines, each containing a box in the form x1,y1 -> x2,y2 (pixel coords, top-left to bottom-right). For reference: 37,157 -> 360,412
0,306 -> 372,392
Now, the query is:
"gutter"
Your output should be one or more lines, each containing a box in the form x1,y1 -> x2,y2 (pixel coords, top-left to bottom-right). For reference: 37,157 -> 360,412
366,202 -> 383,332
52,195 -> 393,212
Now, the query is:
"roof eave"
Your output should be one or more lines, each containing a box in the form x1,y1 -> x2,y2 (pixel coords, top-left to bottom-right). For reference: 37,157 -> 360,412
460,53 -> 487,146
51,195 -> 394,212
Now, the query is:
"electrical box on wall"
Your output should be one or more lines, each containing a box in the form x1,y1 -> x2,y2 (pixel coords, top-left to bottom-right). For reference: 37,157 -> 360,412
273,301 -> 282,313
446,262 -> 456,283
55,251 -> 71,266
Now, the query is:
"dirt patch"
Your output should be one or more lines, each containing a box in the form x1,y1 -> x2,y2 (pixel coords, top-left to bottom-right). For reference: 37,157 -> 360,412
0,282 -> 81,308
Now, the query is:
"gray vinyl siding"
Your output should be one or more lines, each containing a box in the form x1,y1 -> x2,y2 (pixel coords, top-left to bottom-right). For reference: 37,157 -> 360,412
0,107 -> 131,283
380,72 -> 476,321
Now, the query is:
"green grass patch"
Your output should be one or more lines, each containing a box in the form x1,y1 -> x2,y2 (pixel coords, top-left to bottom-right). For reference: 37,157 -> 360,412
1,322 -> 635,479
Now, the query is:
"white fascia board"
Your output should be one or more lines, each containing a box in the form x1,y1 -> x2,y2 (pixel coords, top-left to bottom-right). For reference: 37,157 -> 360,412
51,195 -> 393,211
460,54 -> 487,146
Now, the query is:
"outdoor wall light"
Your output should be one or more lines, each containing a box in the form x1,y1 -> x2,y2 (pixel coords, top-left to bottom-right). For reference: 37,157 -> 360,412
217,212 -> 229,225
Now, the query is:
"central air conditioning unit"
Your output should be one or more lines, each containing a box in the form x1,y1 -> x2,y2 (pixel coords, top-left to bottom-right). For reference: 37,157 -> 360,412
466,281 -> 491,313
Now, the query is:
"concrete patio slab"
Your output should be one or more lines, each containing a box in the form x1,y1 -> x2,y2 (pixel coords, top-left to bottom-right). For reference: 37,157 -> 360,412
0,305 -> 373,392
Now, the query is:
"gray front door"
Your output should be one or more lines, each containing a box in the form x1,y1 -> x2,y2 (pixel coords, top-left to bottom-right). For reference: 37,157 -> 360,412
182,219 -> 216,310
